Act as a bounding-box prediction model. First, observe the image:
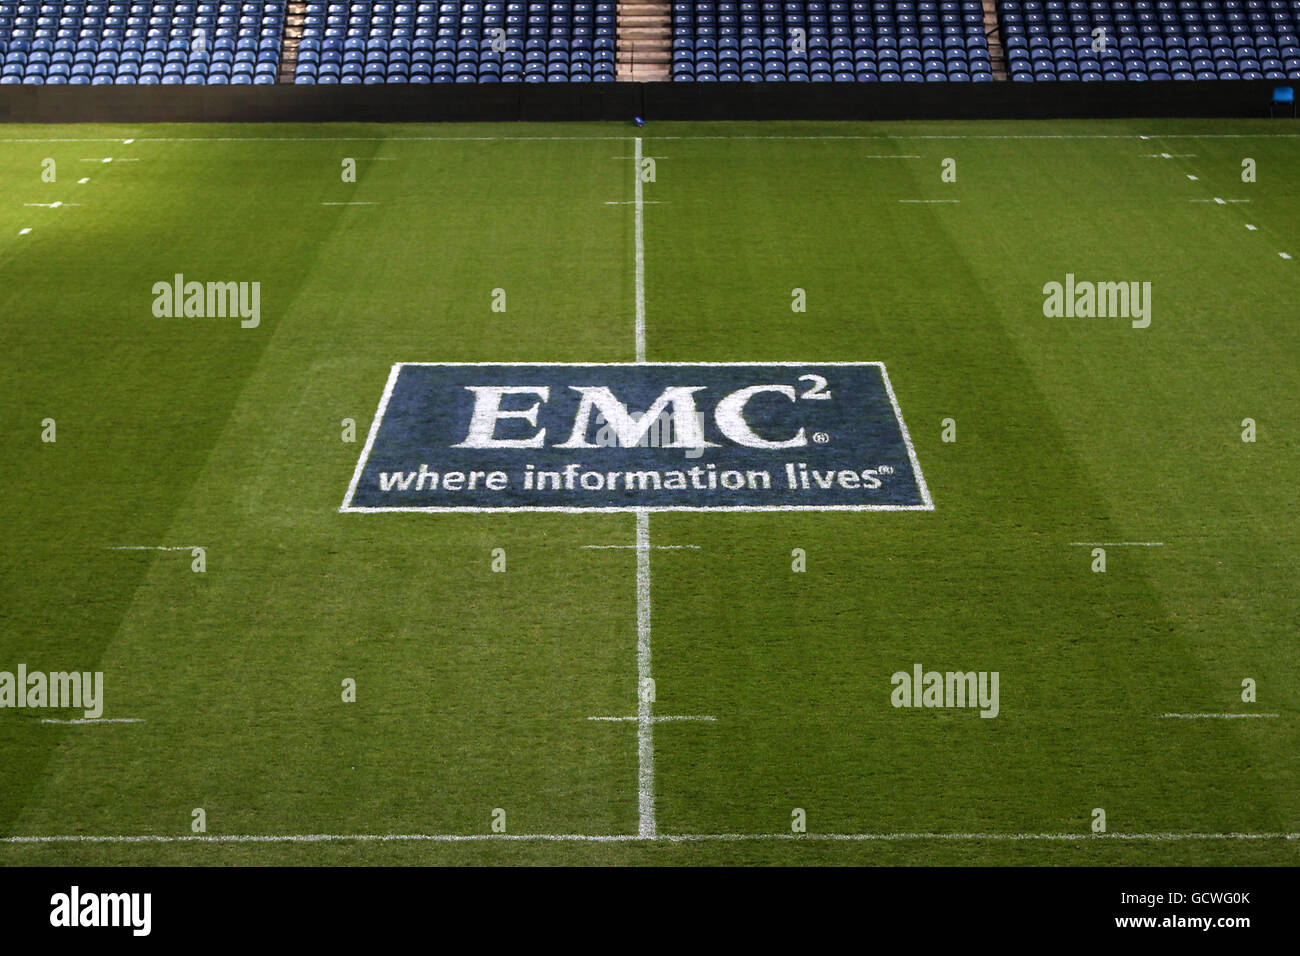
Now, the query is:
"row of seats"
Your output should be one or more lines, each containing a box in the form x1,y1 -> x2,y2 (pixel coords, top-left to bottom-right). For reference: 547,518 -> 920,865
671,1 -> 994,81
1000,0 -> 1300,79
0,0 -> 283,83
293,1 -> 619,81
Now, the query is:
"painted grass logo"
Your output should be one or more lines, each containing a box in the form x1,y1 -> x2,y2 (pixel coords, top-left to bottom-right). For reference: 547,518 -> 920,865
151,273 -> 260,328
891,663 -> 1000,718
1042,273 -> 1152,328
0,665 -> 103,718
341,363 -> 933,513
50,886 -> 151,936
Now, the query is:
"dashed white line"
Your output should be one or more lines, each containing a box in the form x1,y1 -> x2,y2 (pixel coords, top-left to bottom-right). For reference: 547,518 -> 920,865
1158,713 -> 1279,719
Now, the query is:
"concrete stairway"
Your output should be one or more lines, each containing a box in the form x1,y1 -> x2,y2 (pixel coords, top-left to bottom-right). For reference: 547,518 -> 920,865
278,0 -> 308,83
981,0 -> 1009,80
617,0 -> 672,81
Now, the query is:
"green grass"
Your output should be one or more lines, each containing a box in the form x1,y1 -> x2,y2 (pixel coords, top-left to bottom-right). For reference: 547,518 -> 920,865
0,118 -> 1297,865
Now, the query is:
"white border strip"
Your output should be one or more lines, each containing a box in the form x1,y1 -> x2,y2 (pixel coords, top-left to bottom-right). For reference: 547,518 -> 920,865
338,362 -> 934,513
340,363 -> 402,512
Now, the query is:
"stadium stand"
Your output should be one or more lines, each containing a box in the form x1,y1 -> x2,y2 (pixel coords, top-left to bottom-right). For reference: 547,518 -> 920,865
998,0 -> 1300,81
0,1 -> 285,84
668,1 -> 995,81
2,0 -> 1297,83
291,2 -> 620,83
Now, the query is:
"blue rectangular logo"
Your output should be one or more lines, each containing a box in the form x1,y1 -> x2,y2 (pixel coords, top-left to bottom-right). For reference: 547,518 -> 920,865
341,363 -> 933,512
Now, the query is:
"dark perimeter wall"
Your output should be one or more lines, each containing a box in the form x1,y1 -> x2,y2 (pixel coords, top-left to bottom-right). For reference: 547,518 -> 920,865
0,79 -> 1291,124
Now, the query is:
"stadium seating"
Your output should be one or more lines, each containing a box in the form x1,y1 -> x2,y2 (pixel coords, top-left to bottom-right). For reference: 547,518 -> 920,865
669,1 -> 994,81
291,2 -> 619,83
998,0 -> 1300,81
0,1 -> 285,85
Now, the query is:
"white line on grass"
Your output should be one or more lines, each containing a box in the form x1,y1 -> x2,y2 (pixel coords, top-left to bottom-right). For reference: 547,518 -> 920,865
1158,713 -> 1279,719
2,831 -> 1295,844
1069,542 -> 1164,547
606,200 -> 667,205
104,545 -> 201,551
339,364 -> 402,512
1187,174 -> 1198,180
581,544 -> 700,550
898,199 -> 960,204
39,718 -> 144,725
634,136 -> 646,363
321,201 -> 380,206
1281,252 -> 1293,260
5,133 -> 1300,145
636,507 -> 654,837
18,228 -> 31,236
1246,224 -> 1258,230
588,715 -> 716,722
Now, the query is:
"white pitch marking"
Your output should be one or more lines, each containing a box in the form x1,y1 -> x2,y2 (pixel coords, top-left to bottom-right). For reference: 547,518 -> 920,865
633,135 -> 646,364
1214,197 -> 1225,204
1281,252 -> 1293,260
606,200 -> 666,205
104,545 -> 202,551
122,138 -> 134,144
2,832 -> 1296,844
77,178 -> 89,184
339,363 -> 402,512
1245,224 -> 1257,230
635,507 -> 654,837
7,133 -> 1300,144
898,199 -> 960,203
588,715 -> 716,722
18,228 -> 31,236
581,544 -> 700,550
1158,713 -> 1279,719
1187,174 -> 1198,180
24,202 -> 69,208
39,718 -> 144,725
321,201 -> 380,206
1069,542 -> 1164,547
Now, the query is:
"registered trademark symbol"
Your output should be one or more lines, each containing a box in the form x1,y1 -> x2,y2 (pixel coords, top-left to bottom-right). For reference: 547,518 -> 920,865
812,432 -> 830,444
879,464 -> 894,474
